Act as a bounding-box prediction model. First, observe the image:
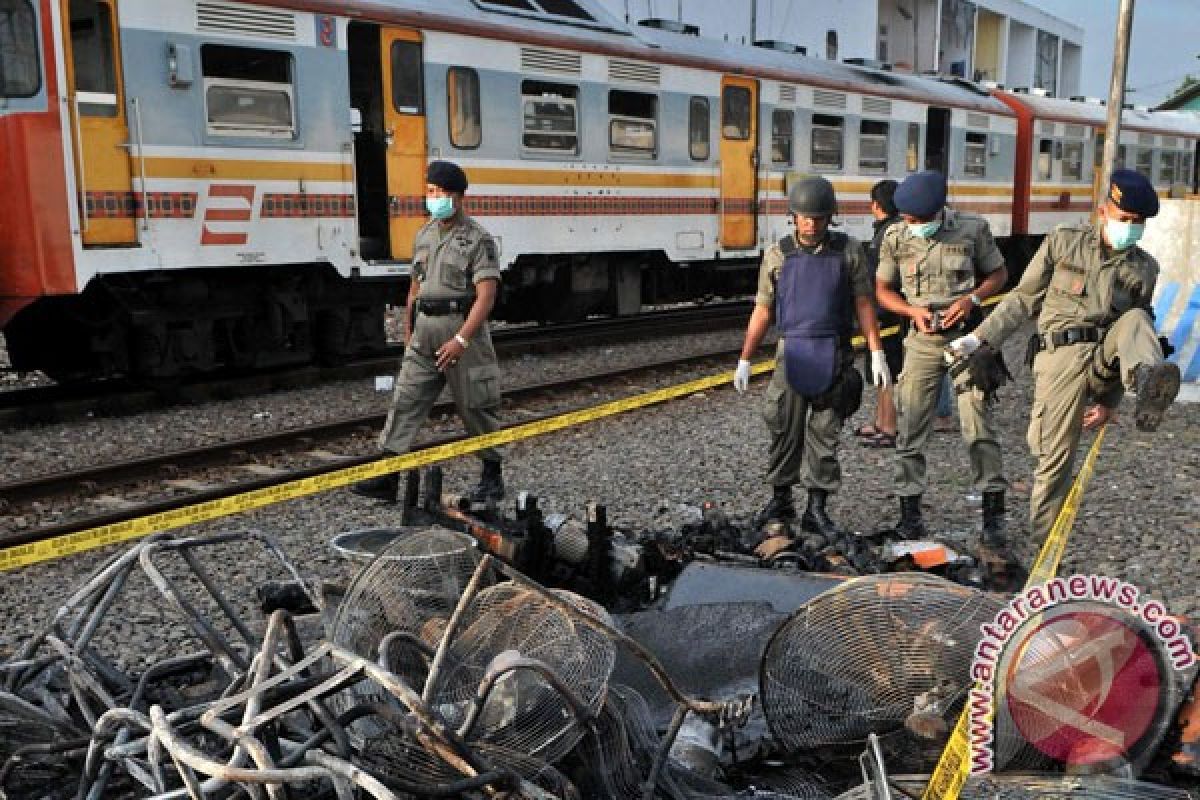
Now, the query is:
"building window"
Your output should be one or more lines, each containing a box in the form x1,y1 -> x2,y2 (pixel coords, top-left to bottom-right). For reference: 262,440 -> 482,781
906,122 -> 920,172
1159,151 -> 1178,185
202,44 -> 295,138
1135,147 -> 1153,179
71,0 -> 118,115
1062,141 -> 1084,181
964,132 -> 988,177
688,96 -> 710,160
390,40 -> 423,114
1037,139 -> 1053,180
1183,152 -> 1194,186
721,85 -> 751,140
811,114 -> 843,170
825,29 -> 838,61
521,80 -> 578,153
609,89 -> 657,159
859,119 -> 888,174
447,67 -> 480,149
1,0 -> 40,97
771,109 -> 793,165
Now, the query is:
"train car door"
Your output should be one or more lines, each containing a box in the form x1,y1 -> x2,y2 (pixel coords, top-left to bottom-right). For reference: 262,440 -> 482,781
380,29 -> 427,261
62,0 -> 137,245
925,107 -> 951,173
719,76 -> 758,250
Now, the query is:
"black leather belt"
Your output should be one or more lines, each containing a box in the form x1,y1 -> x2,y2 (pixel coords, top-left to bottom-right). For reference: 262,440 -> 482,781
1039,326 -> 1101,348
417,298 -> 469,316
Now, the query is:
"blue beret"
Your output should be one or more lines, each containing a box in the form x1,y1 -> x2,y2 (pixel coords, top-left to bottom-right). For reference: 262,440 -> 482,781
427,160 -> 468,193
1107,168 -> 1158,218
894,171 -> 947,218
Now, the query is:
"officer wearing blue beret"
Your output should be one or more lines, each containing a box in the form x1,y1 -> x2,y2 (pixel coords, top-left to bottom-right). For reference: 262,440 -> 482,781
875,170 -> 1010,544
949,168 -> 1180,555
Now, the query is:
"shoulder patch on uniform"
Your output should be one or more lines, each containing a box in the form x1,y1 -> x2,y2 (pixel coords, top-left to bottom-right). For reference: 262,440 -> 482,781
482,237 -> 498,261
779,234 -> 798,256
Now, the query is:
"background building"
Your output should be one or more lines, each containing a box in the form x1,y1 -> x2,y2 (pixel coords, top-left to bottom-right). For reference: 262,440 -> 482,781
599,0 -> 1082,96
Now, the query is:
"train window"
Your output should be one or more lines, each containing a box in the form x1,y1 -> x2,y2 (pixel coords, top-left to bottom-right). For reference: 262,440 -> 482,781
521,80 -> 578,153
721,85 -> 751,140
609,90 -> 657,159
771,110 -> 794,165
1135,148 -> 1153,179
0,0 -> 40,98
964,132 -> 987,177
906,123 -> 920,172
447,67 -> 481,149
390,40 -> 423,114
689,97 -> 710,160
1160,151 -> 1178,185
70,0 -> 118,115
1037,139 -> 1053,180
202,45 -> 294,138
859,119 -> 888,174
1062,141 -> 1084,181
810,114 -> 843,170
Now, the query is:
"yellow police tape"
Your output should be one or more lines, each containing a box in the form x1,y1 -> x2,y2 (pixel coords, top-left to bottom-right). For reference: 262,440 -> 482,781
0,361 -> 778,573
921,424 -> 1108,800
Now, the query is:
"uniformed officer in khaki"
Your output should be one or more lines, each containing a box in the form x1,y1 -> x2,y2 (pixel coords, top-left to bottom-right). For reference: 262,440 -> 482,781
733,176 -> 892,542
950,168 -> 1181,549
876,170 -> 1009,542
353,160 -> 505,503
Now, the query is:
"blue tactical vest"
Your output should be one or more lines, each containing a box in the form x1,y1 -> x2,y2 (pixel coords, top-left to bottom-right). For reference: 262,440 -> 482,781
776,233 -> 850,397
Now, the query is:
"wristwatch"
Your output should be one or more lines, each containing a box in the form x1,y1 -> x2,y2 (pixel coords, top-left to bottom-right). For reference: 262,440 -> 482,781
969,293 -> 982,307
454,333 -> 470,349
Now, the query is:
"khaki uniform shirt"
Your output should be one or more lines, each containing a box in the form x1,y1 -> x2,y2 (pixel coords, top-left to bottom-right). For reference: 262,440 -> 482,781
977,222 -> 1159,347
754,233 -> 874,312
877,209 -> 1006,307
412,214 -> 501,301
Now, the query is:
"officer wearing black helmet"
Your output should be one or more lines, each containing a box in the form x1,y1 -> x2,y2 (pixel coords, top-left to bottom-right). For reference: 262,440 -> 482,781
734,176 -> 891,540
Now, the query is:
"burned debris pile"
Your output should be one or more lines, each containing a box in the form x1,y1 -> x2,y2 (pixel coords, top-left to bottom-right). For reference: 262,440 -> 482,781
1,471 -> 1196,798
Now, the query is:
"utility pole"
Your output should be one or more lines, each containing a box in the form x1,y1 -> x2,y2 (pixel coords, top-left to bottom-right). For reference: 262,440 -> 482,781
1101,0 -> 1135,191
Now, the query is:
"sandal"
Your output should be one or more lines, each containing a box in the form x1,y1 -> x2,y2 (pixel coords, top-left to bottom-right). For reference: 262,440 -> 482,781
853,423 -> 882,438
861,431 -> 897,448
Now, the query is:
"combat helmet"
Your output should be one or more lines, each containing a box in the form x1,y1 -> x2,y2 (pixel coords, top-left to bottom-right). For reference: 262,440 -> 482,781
787,175 -> 838,216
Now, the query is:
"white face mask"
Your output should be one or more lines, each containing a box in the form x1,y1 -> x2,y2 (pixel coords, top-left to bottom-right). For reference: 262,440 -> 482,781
907,219 -> 941,238
1104,218 -> 1145,250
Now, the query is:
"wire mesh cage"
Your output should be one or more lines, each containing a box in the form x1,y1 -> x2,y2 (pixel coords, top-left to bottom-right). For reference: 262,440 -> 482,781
760,573 -> 1005,752
836,773 -> 1196,799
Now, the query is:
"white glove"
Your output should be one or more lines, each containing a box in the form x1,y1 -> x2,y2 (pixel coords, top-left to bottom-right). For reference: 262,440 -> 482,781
869,350 -> 893,389
948,333 -> 982,358
733,359 -> 752,394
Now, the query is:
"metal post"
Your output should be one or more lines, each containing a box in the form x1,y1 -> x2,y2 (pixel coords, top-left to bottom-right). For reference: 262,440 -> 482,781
750,0 -> 757,45
1100,0 -> 1136,192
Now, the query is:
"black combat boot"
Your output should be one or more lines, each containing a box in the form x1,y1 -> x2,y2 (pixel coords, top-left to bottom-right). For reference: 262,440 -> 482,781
754,485 -> 796,528
351,472 -> 400,503
800,488 -> 845,547
470,460 -> 505,503
1133,362 -> 1181,432
894,495 -> 927,540
981,490 -> 1006,548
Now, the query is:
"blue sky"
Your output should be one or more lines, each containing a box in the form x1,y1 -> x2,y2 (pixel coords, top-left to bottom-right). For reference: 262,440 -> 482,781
1035,0 -> 1200,106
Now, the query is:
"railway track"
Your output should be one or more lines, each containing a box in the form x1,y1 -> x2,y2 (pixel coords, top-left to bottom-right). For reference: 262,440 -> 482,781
0,301 -> 751,423
0,344 -> 755,553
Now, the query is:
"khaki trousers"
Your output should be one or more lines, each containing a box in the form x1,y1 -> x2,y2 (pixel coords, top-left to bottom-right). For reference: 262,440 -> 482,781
763,353 -> 845,491
379,314 -> 503,463
894,329 -> 1007,497
1026,309 -> 1162,543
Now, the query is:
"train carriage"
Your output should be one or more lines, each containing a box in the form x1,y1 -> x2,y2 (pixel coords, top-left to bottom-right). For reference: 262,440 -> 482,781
1,0 -> 1197,382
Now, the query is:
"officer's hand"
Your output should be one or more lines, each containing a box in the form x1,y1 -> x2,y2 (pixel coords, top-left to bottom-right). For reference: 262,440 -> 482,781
948,333 -> 981,358
1082,403 -> 1114,430
940,296 -> 974,328
910,306 -> 935,333
733,359 -> 752,394
869,350 -> 893,389
436,337 -> 465,371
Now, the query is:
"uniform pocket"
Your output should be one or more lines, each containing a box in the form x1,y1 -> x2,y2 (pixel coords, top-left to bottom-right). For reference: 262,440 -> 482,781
440,251 -> 470,292
1026,400 -> 1046,459
762,375 -> 787,435
467,363 -> 501,409
944,252 -> 976,294
1050,266 -> 1087,297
